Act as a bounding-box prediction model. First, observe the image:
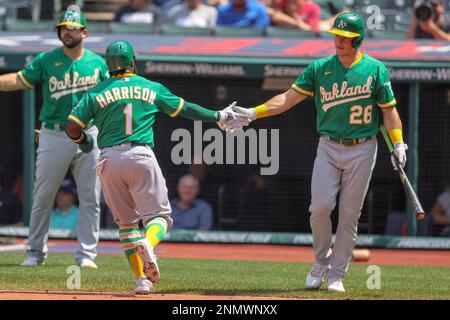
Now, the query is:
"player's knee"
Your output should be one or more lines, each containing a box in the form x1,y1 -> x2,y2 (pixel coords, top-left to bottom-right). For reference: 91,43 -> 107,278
309,201 -> 335,217
339,208 -> 361,225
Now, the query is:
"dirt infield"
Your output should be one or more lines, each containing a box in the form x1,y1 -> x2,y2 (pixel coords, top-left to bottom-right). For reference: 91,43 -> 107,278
156,243 -> 450,267
0,290 -> 295,300
1,241 -> 449,300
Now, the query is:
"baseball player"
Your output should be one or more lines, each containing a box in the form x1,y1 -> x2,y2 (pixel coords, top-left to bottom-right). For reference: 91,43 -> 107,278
0,7 -> 109,268
65,41 -> 248,294
231,12 -> 407,292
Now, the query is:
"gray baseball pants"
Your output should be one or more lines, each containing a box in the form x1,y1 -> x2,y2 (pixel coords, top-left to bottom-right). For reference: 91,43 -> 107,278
309,136 -> 377,280
27,124 -> 101,262
97,144 -> 173,229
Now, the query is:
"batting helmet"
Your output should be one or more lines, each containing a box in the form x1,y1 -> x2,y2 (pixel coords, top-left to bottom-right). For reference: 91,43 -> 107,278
105,41 -> 135,73
328,12 -> 365,48
56,9 -> 87,30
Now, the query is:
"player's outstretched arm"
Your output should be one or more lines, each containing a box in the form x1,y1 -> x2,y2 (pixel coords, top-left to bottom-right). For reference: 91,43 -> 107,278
65,121 -> 94,153
0,72 -> 28,92
164,99 -> 250,132
157,85 -> 250,131
232,88 -> 309,123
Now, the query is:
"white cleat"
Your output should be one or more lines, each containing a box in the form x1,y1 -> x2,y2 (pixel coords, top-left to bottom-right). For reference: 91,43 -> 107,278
135,239 -> 160,283
77,258 -> 98,269
20,256 -> 45,267
305,263 -> 330,289
327,278 -> 346,293
134,276 -> 153,295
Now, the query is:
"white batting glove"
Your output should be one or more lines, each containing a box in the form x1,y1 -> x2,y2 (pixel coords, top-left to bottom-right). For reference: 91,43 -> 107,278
232,106 -> 257,122
217,101 -> 251,133
391,142 -> 408,170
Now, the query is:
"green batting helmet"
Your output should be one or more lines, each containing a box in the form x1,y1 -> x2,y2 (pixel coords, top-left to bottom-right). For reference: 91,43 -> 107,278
56,9 -> 87,30
105,41 -> 135,73
328,12 -> 365,48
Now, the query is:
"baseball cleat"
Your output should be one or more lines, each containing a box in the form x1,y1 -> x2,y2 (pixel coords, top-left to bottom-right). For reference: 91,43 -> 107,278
327,278 -> 346,293
77,258 -> 98,269
305,263 -> 330,289
135,239 -> 160,283
134,276 -> 153,295
20,256 -> 45,267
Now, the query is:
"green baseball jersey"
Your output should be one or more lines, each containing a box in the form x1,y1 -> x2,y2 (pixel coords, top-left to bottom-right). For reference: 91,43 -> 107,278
19,47 -> 109,125
69,74 -> 186,148
292,53 -> 396,139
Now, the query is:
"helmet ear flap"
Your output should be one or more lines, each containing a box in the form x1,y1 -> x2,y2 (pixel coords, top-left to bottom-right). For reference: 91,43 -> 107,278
352,35 -> 364,48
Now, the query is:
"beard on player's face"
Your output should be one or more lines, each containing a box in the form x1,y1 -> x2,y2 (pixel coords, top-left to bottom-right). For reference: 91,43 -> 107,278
60,28 -> 85,49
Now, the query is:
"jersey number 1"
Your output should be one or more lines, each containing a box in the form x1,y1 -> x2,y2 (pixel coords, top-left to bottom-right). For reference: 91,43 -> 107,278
350,105 -> 372,124
124,103 -> 133,135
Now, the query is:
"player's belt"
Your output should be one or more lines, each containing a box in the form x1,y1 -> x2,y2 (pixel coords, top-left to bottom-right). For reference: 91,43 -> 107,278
322,135 -> 372,146
43,122 -> 65,131
43,122 -> 93,131
108,142 -> 150,149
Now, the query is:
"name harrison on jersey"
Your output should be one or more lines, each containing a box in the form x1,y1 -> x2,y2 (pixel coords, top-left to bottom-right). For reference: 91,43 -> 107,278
95,86 -> 157,108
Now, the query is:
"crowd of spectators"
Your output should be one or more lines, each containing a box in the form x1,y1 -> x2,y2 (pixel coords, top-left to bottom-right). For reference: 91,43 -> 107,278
112,0 -> 346,33
6,0 -> 450,40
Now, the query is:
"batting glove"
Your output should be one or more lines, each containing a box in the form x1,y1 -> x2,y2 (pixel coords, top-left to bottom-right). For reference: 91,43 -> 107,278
217,101 -> 251,133
391,142 -> 408,170
232,105 -> 256,122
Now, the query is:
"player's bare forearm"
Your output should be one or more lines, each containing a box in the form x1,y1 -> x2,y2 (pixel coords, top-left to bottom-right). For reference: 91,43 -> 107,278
0,72 -> 28,92
253,89 -> 308,119
382,107 -> 403,137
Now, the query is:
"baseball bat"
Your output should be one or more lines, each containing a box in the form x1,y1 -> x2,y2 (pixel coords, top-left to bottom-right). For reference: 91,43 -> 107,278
379,125 -> 425,221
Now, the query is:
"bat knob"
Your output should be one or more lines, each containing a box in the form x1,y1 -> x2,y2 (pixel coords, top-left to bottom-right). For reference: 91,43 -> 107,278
417,213 -> 425,221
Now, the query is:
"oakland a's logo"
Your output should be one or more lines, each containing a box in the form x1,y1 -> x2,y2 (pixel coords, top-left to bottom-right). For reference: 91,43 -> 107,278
337,20 -> 347,29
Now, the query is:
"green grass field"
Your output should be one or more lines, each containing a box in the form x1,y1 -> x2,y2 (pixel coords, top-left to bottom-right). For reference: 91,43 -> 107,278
0,253 -> 449,299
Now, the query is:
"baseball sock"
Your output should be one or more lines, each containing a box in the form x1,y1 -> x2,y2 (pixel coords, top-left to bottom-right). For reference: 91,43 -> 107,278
145,217 -> 168,248
119,224 -> 145,280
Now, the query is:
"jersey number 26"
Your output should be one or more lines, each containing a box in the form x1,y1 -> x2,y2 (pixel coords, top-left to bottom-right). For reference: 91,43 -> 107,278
350,105 -> 372,125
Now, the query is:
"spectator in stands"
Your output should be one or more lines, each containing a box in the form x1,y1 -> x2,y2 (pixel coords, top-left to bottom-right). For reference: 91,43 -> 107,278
50,179 -> 79,232
431,187 -> 450,236
114,0 -> 163,26
216,0 -> 270,30
269,0 -> 321,32
406,0 -> 450,40
167,0 -> 218,28
170,174 -> 213,230
237,175 -> 271,231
